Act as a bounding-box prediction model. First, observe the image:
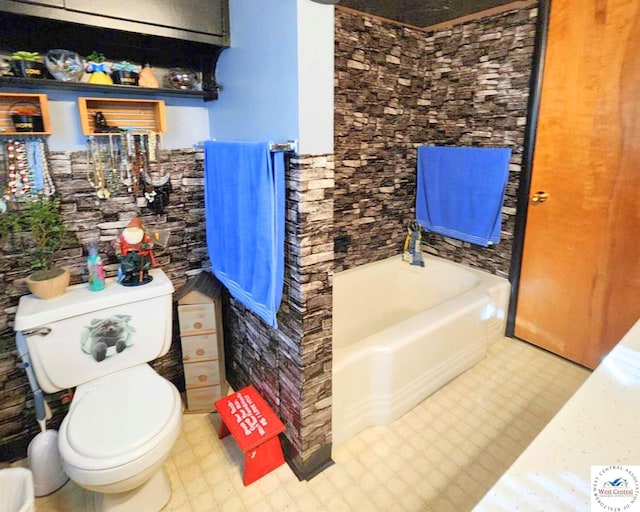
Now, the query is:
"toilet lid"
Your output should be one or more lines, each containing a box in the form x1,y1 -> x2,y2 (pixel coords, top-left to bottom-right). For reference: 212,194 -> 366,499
66,368 -> 177,460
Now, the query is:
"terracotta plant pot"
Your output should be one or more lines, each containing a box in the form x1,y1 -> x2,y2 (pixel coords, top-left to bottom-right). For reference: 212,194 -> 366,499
25,268 -> 70,300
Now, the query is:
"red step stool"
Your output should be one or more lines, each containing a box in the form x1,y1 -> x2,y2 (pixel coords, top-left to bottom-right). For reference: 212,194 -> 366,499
215,385 -> 286,486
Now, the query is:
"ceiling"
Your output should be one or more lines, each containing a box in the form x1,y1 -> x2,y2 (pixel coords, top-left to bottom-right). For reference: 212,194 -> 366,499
337,0 -> 520,28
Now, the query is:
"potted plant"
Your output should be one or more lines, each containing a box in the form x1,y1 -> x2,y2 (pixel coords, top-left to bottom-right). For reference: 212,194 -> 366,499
21,197 -> 70,299
10,51 -> 47,79
85,51 -> 112,85
111,61 -> 139,86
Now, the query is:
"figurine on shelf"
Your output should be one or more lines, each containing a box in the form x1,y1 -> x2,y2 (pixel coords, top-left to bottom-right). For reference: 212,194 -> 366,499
138,63 -> 159,88
94,111 -> 120,133
113,217 -> 158,286
85,51 -> 113,85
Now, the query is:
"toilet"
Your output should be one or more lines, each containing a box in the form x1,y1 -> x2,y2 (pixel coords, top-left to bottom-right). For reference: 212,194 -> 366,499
14,268 -> 182,512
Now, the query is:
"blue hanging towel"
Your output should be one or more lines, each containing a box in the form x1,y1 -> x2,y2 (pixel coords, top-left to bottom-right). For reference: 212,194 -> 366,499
204,141 -> 285,328
416,146 -> 511,247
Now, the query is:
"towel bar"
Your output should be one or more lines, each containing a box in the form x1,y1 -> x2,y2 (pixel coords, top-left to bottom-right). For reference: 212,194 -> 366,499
194,140 -> 298,153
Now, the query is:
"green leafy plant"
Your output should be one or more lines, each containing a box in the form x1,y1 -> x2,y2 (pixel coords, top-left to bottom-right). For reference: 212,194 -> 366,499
25,197 -> 66,276
0,198 -> 67,279
11,51 -> 42,62
0,208 -> 24,245
86,51 -> 106,63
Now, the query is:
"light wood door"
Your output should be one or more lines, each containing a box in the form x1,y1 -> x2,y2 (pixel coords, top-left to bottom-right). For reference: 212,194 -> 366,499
515,0 -> 640,369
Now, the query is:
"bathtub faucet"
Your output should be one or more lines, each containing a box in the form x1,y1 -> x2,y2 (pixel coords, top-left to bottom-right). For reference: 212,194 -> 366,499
403,221 -> 425,267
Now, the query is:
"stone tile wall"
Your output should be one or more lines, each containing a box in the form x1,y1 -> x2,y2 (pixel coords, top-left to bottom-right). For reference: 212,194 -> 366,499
0,148 -> 208,461
223,154 -> 334,478
335,5 -> 538,277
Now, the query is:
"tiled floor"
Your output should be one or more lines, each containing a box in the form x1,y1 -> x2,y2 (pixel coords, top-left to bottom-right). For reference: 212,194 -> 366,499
33,337 -> 590,512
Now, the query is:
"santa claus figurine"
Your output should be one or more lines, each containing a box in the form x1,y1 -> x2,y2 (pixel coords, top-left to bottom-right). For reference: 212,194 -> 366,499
113,217 -> 158,286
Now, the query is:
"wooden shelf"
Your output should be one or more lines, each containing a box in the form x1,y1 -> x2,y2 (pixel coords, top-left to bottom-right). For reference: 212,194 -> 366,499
0,92 -> 51,135
0,76 -> 217,101
78,97 -> 166,135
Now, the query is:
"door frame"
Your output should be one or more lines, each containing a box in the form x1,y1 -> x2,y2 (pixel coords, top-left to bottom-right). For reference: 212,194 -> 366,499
506,0 -> 552,336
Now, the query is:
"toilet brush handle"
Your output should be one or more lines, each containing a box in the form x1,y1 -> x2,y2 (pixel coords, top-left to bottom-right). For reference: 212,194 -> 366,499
34,388 -> 46,423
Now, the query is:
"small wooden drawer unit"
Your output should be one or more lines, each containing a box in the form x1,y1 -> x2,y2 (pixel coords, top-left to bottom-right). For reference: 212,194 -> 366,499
176,271 -> 228,413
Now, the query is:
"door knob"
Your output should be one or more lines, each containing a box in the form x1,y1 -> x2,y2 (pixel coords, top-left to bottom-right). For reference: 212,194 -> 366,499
531,191 -> 550,203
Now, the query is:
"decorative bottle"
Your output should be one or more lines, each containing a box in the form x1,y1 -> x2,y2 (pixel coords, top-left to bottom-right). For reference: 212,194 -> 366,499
87,244 -> 106,291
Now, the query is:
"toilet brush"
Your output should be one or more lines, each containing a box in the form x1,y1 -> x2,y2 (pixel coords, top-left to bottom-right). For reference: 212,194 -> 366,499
27,389 -> 68,497
17,331 -> 69,497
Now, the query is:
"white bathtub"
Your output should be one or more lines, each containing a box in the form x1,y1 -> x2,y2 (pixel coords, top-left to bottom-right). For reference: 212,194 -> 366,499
332,253 -> 510,446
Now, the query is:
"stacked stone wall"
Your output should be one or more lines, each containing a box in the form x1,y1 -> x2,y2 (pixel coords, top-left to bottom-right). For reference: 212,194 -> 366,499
0,148 -> 208,461
335,5 -> 538,277
223,154 -> 333,474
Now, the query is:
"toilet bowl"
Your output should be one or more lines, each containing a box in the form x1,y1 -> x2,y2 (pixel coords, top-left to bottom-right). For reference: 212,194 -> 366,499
58,365 -> 181,511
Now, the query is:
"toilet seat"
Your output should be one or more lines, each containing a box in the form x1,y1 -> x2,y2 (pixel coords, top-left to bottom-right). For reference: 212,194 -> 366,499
58,364 -> 182,488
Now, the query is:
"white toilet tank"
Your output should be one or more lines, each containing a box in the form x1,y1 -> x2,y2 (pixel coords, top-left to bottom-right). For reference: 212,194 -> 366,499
14,269 -> 175,393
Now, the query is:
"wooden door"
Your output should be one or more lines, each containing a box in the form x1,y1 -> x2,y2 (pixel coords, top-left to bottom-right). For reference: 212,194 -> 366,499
515,0 -> 640,368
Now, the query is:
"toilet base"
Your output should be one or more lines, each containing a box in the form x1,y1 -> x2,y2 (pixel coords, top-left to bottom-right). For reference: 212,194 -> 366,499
94,467 -> 171,512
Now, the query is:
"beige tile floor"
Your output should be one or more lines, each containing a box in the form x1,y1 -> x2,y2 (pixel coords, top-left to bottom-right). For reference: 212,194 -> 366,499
33,337 -> 590,512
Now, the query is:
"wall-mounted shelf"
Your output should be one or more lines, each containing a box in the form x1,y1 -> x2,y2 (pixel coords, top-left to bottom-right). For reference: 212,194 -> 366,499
0,92 -> 51,135
0,76 -> 217,101
78,97 -> 166,136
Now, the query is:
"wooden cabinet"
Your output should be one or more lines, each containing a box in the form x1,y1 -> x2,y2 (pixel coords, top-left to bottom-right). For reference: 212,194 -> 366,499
0,0 -> 228,100
0,0 -> 229,46
176,271 -> 228,413
64,0 -> 227,39
13,0 -> 63,7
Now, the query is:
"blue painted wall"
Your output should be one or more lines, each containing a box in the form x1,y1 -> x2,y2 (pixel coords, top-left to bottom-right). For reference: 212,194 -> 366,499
209,0 -> 299,144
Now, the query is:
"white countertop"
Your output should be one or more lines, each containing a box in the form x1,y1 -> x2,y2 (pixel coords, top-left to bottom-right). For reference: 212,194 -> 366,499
473,319 -> 640,511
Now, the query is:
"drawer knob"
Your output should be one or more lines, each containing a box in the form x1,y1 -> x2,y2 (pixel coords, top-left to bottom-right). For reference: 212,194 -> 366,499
198,375 -> 207,382
196,349 -> 205,356
193,322 -> 203,329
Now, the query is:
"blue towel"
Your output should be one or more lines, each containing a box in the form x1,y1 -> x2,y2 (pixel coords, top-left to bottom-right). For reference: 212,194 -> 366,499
204,141 -> 285,328
416,146 -> 511,247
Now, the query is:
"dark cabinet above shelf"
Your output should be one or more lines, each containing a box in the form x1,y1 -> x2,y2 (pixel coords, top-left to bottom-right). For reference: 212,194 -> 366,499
0,0 -> 229,46
0,5 -> 228,101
